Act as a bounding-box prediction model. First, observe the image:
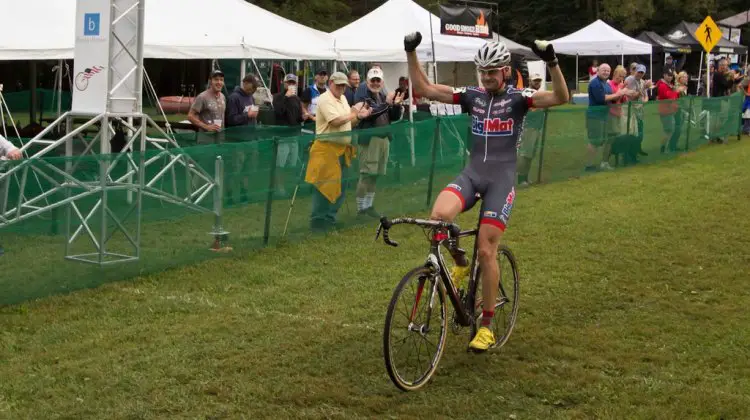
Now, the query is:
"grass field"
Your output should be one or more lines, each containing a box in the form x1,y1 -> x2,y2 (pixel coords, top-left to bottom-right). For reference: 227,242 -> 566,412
1,135 -> 749,418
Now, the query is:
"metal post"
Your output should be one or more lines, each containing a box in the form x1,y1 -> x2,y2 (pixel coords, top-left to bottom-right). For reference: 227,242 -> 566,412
684,96 -> 694,151
426,117 -> 440,208
57,59 -> 64,119
535,109 -> 550,184
626,101 -> 633,135
263,138 -> 280,246
99,116 -> 110,264
210,155 -> 230,252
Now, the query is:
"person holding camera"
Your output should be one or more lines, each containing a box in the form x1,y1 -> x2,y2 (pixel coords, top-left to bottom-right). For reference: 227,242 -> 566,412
352,67 -> 405,218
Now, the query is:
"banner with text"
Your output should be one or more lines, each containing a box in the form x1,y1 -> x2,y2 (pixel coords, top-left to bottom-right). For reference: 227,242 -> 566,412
72,0 -> 111,114
438,5 -> 492,39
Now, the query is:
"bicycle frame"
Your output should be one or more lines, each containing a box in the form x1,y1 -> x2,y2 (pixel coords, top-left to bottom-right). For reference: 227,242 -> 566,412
376,215 -> 482,328
427,225 -> 480,328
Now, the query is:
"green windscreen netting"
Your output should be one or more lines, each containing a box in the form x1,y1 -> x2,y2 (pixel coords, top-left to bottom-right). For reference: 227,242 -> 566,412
0,93 -> 744,305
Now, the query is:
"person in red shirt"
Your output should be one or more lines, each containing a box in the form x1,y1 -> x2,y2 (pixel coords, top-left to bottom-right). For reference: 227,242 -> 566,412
655,69 -> 683,153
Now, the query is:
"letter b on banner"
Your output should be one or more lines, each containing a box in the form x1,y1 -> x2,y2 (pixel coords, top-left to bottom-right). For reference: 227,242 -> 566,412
84,13 -> 100,36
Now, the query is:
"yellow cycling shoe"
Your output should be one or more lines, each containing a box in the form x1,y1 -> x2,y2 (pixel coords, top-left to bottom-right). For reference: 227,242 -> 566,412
469,326 -> 496,352
449,265 -> 471,289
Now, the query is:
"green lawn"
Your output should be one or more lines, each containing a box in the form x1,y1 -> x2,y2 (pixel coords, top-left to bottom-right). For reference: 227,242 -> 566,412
1,137 -> 749,418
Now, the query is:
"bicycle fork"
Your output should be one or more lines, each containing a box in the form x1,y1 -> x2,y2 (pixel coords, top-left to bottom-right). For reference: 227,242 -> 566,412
407,271 -> 441,335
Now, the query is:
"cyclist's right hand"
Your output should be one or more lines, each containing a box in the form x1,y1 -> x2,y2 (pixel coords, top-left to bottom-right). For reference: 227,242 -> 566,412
404,32 -> 422,52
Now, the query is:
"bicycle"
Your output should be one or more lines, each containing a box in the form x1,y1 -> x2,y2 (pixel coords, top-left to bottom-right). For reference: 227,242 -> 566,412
374,210 -> 520,391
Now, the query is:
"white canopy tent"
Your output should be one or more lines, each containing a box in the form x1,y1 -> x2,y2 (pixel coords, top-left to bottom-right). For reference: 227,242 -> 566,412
332,0 -> 532,63
0,0 -> 337,60
549,19 -> 653,87
331,0 -> 545,93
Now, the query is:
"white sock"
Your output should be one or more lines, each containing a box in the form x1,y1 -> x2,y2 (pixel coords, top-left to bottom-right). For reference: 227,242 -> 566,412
356,197 -> 366,212
365,193 -> 375,209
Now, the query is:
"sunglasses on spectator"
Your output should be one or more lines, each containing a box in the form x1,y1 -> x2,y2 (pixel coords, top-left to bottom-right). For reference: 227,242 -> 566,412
369,78 -> 382,82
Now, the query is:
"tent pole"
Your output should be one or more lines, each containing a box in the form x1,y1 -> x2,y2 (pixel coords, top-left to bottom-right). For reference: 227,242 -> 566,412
575,54 -> 579,93
240,59 -> 246,80
649,53 -> 652,82
697,52 -> 703,96
705,52 -> 710,98
428,6 -> 437,84
56,59 -> 63,119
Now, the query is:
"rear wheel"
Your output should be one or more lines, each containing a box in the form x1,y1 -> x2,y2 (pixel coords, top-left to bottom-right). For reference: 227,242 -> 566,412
470,245 -> 520,349
383,266 -> 448,391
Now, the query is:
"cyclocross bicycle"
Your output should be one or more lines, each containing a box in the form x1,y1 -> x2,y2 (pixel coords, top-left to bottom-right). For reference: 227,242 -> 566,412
374,212 -> 520,391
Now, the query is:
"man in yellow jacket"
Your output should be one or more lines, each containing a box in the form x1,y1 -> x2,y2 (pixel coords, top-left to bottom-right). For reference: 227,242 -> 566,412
305,72 -> 372,232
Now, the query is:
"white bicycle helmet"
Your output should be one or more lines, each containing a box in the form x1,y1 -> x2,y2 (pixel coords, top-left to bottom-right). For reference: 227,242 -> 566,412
474,41 -> 511,68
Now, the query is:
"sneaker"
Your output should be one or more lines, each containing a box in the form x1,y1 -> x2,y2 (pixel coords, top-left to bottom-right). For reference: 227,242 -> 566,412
469,326 -> 496,352
600,162 -> 614,171
450,265 -> 471,289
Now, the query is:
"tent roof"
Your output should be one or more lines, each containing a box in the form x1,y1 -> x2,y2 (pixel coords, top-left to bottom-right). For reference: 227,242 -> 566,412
0,0 -> 336,60
548,19 -> 652,56
663,21 -> 747,55
718,10 -> 750,28
331,0 -> 532,62
636,31 -> 692,53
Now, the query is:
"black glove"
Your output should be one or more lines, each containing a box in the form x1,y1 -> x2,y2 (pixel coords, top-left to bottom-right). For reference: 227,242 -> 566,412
531,40 -> 558,67
404,32 -> 422,53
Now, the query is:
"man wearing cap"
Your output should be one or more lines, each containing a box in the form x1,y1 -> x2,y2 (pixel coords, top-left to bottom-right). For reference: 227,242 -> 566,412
352,67 -> 405,218
272,73 -> 306,196
304,72 -> 372,233
624,64 -> 652,161
223,73 -> 261,204
225,73 -> 260,128
300,69 -> 329,119
188,69 -> 227,144
516,73 -> 544,185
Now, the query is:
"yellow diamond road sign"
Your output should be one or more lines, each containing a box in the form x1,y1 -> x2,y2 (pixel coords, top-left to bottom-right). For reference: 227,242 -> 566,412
695,16 -> 722,53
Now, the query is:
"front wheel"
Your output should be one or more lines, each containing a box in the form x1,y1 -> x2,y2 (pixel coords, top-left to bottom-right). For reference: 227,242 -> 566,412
383,266 -> 448,391
471,245 -> 520,349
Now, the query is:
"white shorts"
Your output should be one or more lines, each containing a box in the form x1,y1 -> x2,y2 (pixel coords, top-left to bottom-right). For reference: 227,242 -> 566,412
277,140 -> 299,168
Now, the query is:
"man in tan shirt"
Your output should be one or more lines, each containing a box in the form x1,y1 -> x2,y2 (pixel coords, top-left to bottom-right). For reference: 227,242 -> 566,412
304,72 -> 371,233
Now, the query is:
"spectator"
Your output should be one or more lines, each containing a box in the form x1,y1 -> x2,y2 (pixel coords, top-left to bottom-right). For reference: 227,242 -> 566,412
742,72 -> 750,135
355,64 -> 389,102
304,72 -> 371,233
188,69 -> 227,145
586,63 -> 628,172
225,73 -> 260,128
624,64 -> 651,159
655,69 -> 682,153
352,67 -> 404,218
606,65 -> 633,164
517,73 -> 545,186
0,134 -> 22,256
273,73 -> 307,197
589,59 -> 599,81
344,70 -> 360,105
224,73 -> 261,205
300,69 -> 329,119
709,58 -> 744,143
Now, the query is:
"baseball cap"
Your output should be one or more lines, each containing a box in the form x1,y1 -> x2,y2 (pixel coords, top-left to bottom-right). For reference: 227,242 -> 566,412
284,73 -> 298,83
316,68 -> 328,76
210,69 -> 224,78
530,73 -> 543,81
367,68 -> 384,81
329,72 -> 348,85
636,64 -> 647,73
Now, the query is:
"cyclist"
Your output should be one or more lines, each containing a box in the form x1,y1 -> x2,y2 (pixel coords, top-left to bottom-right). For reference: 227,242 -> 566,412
403,32 -> 569,351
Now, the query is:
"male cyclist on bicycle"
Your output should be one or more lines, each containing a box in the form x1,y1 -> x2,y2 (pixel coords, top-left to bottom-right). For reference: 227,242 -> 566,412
404,32 -> 569,351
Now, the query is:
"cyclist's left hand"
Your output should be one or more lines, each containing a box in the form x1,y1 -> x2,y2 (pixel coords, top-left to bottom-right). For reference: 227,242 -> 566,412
532,40 -> 558,65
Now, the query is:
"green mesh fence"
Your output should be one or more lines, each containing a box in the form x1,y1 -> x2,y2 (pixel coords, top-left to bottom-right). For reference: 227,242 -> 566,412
0,93 -> 744,305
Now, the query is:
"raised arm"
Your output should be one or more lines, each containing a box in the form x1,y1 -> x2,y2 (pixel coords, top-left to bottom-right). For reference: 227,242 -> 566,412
404,32 -> 456,104
526,41 -> 570,108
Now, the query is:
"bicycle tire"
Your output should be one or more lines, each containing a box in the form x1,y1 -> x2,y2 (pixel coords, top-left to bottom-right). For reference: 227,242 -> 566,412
470,244 -> 520,349
383,266 -> 448,391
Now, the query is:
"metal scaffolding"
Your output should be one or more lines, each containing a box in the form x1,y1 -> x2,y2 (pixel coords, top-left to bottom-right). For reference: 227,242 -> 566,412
0,0 -> 225,265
